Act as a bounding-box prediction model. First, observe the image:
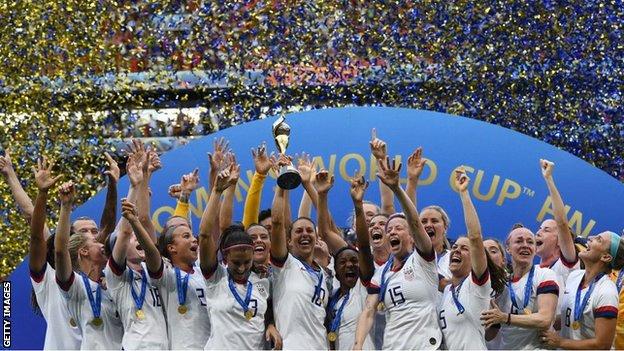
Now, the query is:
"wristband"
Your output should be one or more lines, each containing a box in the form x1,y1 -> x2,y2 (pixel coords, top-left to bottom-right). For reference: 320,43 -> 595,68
506,313 -> 511,325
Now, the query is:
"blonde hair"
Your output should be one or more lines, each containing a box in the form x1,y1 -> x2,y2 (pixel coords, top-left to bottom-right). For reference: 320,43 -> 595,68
68,233 -> 90,271
421,205 -> 451,250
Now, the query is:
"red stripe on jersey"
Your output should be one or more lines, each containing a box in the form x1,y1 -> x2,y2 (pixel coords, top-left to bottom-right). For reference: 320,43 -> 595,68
417,246 -> 436,262
148,260 -> 164,279
56,272 -> 75,291
269,254 -> 287,268
594,306 -> 618,319
361,279 -> 372,288
559,250 -> 579,268
29,265 -> 47,283
471,269 -> 490,286
108,257 -> 126,276
536,280 -> 559,296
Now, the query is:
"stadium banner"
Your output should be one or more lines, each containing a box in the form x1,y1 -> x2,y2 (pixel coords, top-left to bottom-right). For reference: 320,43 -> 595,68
6,107 -> 624,349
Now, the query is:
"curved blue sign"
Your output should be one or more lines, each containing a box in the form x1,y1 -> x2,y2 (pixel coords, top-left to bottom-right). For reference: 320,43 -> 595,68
6,107 -> 624,349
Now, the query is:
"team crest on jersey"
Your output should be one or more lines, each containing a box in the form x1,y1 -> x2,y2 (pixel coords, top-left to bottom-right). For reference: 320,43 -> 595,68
403,266 -> 415,281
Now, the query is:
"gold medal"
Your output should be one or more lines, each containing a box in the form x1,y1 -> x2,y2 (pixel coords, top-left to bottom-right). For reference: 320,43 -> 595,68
69,318 -> 77,327
523,308 -> 532,315
245,310 -> 253,320
178,305 -> 188,314
135,309 -> 145,320
572,321 -> 581,330
328,332 -> 337,342
377,302 -> 385,311
91,317 -> 103,326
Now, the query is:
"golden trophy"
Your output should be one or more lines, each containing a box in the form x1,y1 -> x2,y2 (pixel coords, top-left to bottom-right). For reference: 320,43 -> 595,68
272,116 -> 301,189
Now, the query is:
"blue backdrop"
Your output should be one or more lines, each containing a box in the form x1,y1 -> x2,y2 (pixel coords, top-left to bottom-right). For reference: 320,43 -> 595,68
6,107 -> 624,349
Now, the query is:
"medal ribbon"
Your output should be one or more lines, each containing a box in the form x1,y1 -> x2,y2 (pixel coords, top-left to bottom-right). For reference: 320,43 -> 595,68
80,272 -> 102,319
228,275 -> 253,315
508,265 -> 535,312
573,273 -> 604,323
294,257 -> 324,303
175,267 -> 190,306
129,269 -> 148,310
450,276 -> 467,314
328,290 -> 350,333
378,254 -> 395,305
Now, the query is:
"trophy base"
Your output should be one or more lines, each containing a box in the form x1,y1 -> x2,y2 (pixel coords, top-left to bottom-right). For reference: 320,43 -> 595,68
277,166 -> 302,190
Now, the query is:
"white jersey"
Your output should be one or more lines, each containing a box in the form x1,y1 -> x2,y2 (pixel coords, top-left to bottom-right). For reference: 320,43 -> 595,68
271,253 -> 331,350
372,257 -> 388,350
498,266 -> 559,349
560,270 -> 619,341
58,271 -> 123,350
439,270 -> 491,350
30,263 -> 82,350
203,264 -> 270,350
368,249 -> 442,350
104,258 -> 168,350
486,290 -> 505,350
330,281 -> 375,350
150,260 -> 210,349
437,249 -> 452,280
540,253 -> 581,315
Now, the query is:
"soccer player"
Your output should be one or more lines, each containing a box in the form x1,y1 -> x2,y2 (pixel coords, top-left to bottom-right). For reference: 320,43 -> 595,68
438,168 -> 507,349
540,231 -> 623,349
354,157 -> 441,350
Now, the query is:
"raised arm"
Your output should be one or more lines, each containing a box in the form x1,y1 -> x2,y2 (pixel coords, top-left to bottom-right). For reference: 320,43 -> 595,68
55,181 -> 76,284
454,167 -> 487,277
242,143 -> 274,228
540,159 -> 576,262
1,150 -> 35,222
270,156 -> 290,261
349,175 -> 375,282
297,153 -> 318,213
121,199 -> 162,273
29,157 -> 62,272
377,157 -> 432,254
207,137 -> 230,192
97,152 -> 120,243
405,147 -> 426,208
199,165 -> 237,276
370,128 -> 395,215
314,170 -> 347,254
219,154 -> 239,233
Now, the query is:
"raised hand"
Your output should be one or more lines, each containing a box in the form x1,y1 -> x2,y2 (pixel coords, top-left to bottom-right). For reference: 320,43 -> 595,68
180,168 -> 200,193
407,147 -> 426,182
540,159 -> 554,179
168,184 -> 182,199
252,142 -> 275,175
0,149 -> 14,176
376,157 -> 402,189
296,152 -> 315,183
208,137 -> 230,171
148,149 -> 162,173
453,166 -> 470,193
349,173 -> 369,202
120,198 -> 138,222
58,181 -> 75,205
214,166 -> 235,193
127,139 -> 146,161
33,157 -> 62,191
369,128 -> 387,160
126,153 -> 144,186
314,170 -> 334,194
227,163 -> 241,187
103,152 -> 120,183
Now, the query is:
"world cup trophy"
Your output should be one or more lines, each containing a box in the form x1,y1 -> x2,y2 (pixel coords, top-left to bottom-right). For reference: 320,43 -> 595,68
272,116 -> 302,189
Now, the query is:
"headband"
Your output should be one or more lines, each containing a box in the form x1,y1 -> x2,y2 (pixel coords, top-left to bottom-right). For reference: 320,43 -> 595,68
607,231 -> 622,267
223,244 -> 254,251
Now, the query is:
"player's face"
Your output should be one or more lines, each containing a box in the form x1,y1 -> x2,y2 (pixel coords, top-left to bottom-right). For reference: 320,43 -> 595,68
506,228 -> 536,266
386,217 -> 414,258
362,203 -> 379,225
82,235 -> 107,269
335,250 -> 359,289
126,233 -> 146,264
579,232 -> 611,265
260,217 -> 272,233
248,225 -> 271,264
226,248 -> 254,282
289,219 -> 317,259
535,219 -> 558,258
420,209 -> 446,251
449,237 -> 471,277
484,239 -> 506,268
73,219 -> 98,236
169,226 -> 198,264
368,215 -> 388,250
